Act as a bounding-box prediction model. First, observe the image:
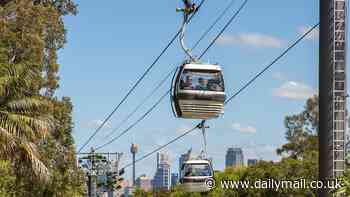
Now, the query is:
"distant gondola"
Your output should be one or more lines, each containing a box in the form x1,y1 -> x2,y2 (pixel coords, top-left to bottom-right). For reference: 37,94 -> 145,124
179,159 -> 214,192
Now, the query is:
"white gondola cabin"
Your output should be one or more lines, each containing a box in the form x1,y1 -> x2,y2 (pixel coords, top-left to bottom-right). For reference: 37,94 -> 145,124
171,62 -> 225,119
179,159 -> 214,192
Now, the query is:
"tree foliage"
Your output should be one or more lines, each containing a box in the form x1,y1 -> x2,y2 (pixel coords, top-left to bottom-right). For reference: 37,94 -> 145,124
0,160 -> 16,196
137,96 -> 319,196
0,0 -> 84,196
0,63 -> 51,181
0,0 -> 77,96
277,95 -> 318,160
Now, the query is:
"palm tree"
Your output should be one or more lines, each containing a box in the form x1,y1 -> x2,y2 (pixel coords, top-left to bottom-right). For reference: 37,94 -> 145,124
0,63 -> 52,180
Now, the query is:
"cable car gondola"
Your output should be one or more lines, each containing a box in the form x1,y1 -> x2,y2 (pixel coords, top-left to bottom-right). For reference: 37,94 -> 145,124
179,159 -> 214,192
171,62 -> 225,119
172,0 -> 225,119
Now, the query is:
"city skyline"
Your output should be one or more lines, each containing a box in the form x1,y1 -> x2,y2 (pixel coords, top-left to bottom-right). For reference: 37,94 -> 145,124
130,148 -> 259,182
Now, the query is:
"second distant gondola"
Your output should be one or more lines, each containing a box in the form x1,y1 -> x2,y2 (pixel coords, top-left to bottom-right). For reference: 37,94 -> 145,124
179,159 -> 214,192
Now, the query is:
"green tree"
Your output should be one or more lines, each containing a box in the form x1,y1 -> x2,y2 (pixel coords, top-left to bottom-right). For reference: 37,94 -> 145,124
333,170 -> 350,196
133,187 -> 151,197
0,63 -> 51,180
0,0 -> 77,96
0,0 -> 84,196
277,95 -> 318,160
35,97 -> 85,197
0,160 -> 16,196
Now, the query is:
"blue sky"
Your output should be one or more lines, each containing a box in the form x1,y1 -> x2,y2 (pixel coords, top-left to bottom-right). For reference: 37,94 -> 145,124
56,0 -> 323,181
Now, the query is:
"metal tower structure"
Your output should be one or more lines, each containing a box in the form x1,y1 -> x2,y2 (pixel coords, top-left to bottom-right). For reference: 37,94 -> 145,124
77,150 -> 123,197
320,0 -> 347,196
130,143 -> 139,186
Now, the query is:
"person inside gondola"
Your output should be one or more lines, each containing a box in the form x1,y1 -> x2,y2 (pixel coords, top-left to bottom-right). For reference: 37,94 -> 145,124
201,165 -> 211,176
196,78 -> 209,90
181,74 -> 194,90
185,166 -> 194,176
208,79 -> 222,91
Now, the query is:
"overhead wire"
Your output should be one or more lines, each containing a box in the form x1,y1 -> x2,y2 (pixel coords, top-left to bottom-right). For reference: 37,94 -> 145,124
199,0 -> 248,59
119,0 -> 250,169
224,22 -> 320,105
192,0 -> 236,50
120,22 -> 320,170
122,122 -> 202,169
95,0 -> 241,149
95,89 -> 171,151
103,67 -> 177,139
77,0 -> 207,153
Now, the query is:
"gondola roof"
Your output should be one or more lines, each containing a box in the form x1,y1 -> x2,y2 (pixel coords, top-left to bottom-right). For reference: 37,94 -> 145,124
183,63 -> 222,71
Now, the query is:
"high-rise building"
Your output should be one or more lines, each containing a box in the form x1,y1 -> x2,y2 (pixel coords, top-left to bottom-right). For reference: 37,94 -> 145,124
179,153 -> 189,175
153,152 -> 171,190
225,148 -> 244,168
157,152 -> 169,168
178,149 -> 192,175
247,159 -> 258,166
171,173 -> 179,187
135,174 -> 152,192
320,0 -> 347,181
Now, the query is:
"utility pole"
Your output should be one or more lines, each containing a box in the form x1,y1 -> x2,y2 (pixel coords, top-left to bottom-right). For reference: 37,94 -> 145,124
78,150 -> 124,197
107,152 -> 123,197
90,170 -> 97,197
85,148 -> 97,197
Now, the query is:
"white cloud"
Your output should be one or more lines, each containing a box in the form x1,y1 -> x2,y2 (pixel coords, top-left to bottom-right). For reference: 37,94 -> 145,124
273,81 -> 316,100
84,119 -> 112,129
272,72 -> 288,81
243,144 -> 279,161
298,26 -> 319,41
217,33 -> 283,48
232,123 -> 257,134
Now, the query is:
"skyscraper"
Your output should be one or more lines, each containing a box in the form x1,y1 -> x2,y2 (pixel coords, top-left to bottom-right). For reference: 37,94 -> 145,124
178,149 -> 192,175
247,159 -> 258,166
225,147 -> 244,168
171,173 -> 179,187
153,152 -> 171,190
179,153 -> 189,175
156,152 -> 169,168
135,174 -> 152,192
